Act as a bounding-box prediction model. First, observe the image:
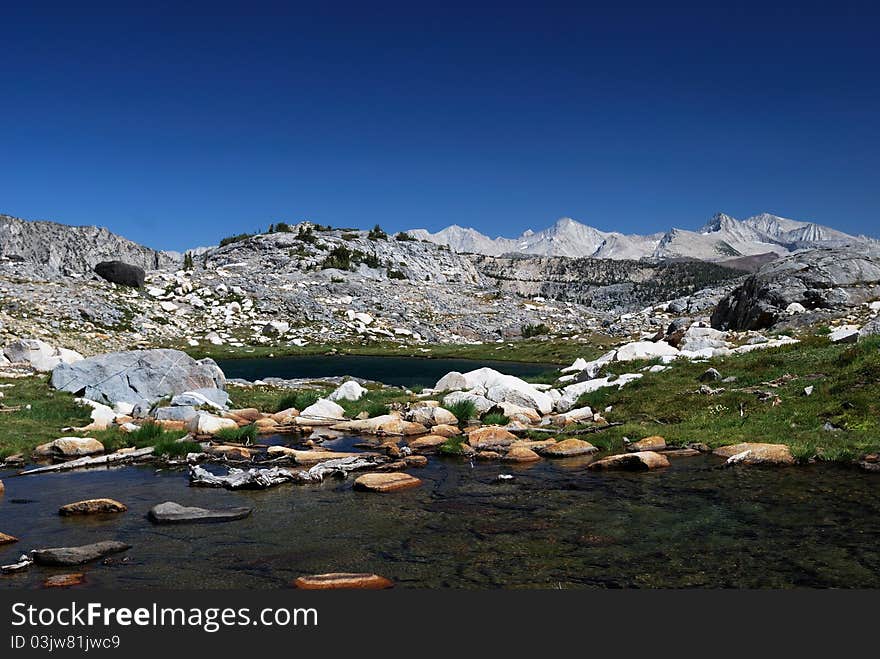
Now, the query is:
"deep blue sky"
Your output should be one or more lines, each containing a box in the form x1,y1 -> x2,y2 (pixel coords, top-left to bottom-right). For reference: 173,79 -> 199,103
1,1 -> 877,250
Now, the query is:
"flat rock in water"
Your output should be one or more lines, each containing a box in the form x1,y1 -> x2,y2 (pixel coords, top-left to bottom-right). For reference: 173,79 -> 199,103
588,451 -> 670,471
407,435 -> 448,450
353,472 -> 421,493
661,448 -> 701,458
502,446 -> 541,462
0,532 -> 18,545
43,573 -> 85,588
467,427 -> 518,450
148,501 -> 253,524
59,498 -> 127,516
540,438 -> 597,457
294,573 -> 394,590
33,541 -> 131,566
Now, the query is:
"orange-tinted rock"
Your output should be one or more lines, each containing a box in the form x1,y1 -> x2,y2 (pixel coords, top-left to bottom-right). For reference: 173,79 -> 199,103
467,427 -> 518,450
431,424 -> 460,438
0,531 -> 18,545
540,438 -> 597,457
43,573 -> 85,588
59,499 -> 127,516
271,407 -> 299,424
294,573 -> 393,590
475,451 -> 501,460
407,435 -> 448,450
627,435 -> 666,452
353,472 -> 422,493
503,446 -> 541,463
404,455 -> 428,468
226,408 -> 262,422
588,451 -> 670,471
713,442 -> 795,466
207,445 -> 252,460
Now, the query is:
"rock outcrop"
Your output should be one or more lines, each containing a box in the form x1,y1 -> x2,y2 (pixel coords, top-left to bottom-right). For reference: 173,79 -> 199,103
51,348 -> 225,407
711,247 -> 880,330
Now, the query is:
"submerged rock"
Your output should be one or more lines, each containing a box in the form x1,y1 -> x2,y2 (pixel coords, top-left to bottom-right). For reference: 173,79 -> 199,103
33,541 -> 131,566
43,573 -> 86,588
0,532 -> 18,545
59,498 -> 127,516
148,501 -> 253,524
293,573 -> 393,590
502,445 -> 541,463
353,472 -> 422,493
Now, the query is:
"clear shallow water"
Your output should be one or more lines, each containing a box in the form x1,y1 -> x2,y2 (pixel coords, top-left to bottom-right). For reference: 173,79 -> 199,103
3,440 -> 880,589
216,355 -> 556,388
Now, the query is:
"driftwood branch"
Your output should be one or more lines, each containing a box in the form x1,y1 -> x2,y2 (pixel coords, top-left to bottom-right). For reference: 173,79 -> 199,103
18,447 -> 156,476
188,454 -> 387,490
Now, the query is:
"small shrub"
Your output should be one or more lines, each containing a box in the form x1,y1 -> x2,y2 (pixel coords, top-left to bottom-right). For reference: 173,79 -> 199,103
183,252 -> 194,270
341,232 -> 360,241
321,245 -> 353,270
368,224 -> 387,241
219,233 -> 255,247
521,323 -> 551,338
386,268 -> 407,280
395,232 -> 416,241
296,225 -> 318,243
364,400 -> 389,418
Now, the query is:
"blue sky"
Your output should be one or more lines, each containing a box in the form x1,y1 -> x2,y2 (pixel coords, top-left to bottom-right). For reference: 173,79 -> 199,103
1,1 -> 877,250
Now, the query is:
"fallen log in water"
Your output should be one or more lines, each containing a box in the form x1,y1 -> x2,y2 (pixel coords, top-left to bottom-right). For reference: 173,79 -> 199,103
18,447 -> 156,476
189,454 -> 388,490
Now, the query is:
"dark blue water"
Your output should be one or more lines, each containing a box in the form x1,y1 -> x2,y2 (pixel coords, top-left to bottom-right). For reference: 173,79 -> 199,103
217,355 -> 557,388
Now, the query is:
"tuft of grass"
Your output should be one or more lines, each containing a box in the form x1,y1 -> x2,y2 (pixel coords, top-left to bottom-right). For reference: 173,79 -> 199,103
154,438 -> 203,458
481,412 -> 510,426
363,400 -> 389,418
275,390 -> 321,412
214,423 -> 257,444
439,435 -> 468,456
445,400 -> 477,427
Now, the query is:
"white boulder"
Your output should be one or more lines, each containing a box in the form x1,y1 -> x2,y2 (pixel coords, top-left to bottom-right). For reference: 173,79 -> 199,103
328,380 -> 367,402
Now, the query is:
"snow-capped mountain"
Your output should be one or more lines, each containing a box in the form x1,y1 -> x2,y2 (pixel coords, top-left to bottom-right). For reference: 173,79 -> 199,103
409,213 -> 875,262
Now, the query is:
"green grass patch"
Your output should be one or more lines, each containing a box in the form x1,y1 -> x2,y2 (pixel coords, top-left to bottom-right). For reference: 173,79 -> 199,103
575,335 -> 880,462
439,435 -> 469,456
445,400 -> 477,426
481,412 -> 510,426
214,423 -> 257,443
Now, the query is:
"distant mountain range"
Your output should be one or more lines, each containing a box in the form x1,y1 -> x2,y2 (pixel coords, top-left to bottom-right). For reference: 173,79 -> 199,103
409,213 -> 876,261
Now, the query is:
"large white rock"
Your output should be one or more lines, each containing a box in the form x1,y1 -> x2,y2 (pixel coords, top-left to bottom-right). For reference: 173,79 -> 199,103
187,412 -> 239,435
75,398 -> 117,430
615,341 -> 679,362
786,302 -> 806,315
442,390 -> 494,415
328,380 -> 367,402
457,368 -> 553,415
299,398 -> 346,421
434,371 -> 469,392
829,325 -> 860,344
560,358 -> 588,374
556,374 -> 643,412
